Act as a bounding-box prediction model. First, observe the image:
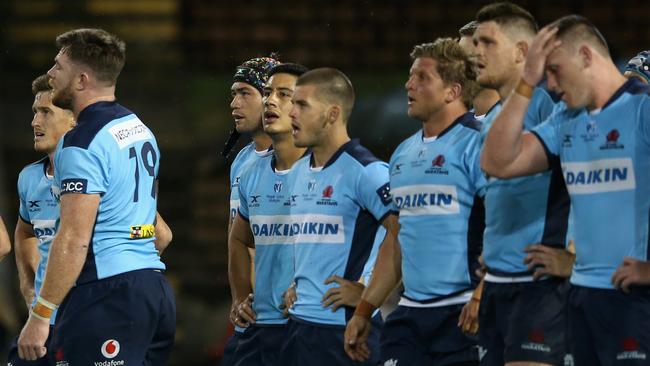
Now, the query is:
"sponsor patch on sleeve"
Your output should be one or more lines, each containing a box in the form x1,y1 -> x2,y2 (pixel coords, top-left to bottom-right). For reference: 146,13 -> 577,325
60,178 -> 88,194
130,224 -> 155,239
376,182 -> 392,206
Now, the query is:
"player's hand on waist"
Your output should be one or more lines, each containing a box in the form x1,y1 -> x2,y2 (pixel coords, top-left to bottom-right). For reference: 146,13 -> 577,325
322,275 -> 365,312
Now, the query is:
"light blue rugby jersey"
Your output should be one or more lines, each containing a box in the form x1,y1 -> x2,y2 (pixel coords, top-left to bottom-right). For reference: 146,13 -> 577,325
532,79 -> 650,289
17,157 -> 59,324
390,113 -> 486,303
481,88 -> 570,275
53,101 -> 165,284
237,154 -> 295,325
288,139 -> 392,326
229,142 -> 272,225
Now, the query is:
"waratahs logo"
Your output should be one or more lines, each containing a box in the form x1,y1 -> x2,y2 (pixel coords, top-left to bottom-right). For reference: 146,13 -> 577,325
432,155 -> 445,167
322,185 -> 334,198
600,129 -> 624,150
425,154 -> 449,175
317,185 -> 337,206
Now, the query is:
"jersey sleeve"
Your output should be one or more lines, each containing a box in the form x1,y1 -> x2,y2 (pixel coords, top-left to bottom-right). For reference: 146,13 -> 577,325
356,161 -> 392,222
236,167 -> 251,221
17,169 -> 30,223
524,88 -> 555,129
639,96 -> 650,146
387,152 -> 400,214
464,135 -> 488,198
531,112 -> 563,166
56,146 -> 109,196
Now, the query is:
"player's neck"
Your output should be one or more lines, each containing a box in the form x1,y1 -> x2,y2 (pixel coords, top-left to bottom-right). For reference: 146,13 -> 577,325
498,68 -> 524,100
588,67 -> 627,111
46,153 -> 55,176
311,126 -> 350,168
472,88 -> 500,116
73,91 -> 116,118
271,133 -> 305,171
422,101 -> 468,138
251,130 -> 272,152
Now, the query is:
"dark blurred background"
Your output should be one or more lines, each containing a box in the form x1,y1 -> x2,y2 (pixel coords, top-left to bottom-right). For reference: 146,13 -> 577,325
0,0 -> 646,364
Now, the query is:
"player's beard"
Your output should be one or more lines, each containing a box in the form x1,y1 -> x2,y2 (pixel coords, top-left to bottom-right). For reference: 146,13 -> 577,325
52,81 -> 75,111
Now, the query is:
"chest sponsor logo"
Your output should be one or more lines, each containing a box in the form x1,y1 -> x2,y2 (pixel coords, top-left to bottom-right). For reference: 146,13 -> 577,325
392,184 -> 459,216
108,118 -> 153,149
32,219 -> 57,242
562,158 -> 635,194
250,214 -> 345,245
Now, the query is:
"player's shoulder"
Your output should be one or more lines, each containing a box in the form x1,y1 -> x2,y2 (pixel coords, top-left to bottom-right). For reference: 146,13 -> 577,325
240,153 -> 273,181
19,156 -> 48,180
62,101 -> 135,150
340,139 -> 384,168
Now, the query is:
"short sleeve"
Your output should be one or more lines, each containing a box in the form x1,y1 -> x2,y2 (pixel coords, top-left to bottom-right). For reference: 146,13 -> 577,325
524,88 -> 556,130
17,171 -> 30,223
639,96 -> 650,146
237,169 -> 251,221
356,161 -> 392,222
56,146 -> 109,195
531,112 -> 563,165
464,135 -> 488,198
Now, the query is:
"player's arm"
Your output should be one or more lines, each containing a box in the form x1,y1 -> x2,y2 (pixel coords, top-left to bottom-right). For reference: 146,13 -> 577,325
0,216 -> 11,261
154,211 -> 172,255
481,26 -> 561,179
14,219 -> 39,309
344,213 -> 400,362
39,194 -> 98,303
18,193 -> 99,361
227,212 -> 256,327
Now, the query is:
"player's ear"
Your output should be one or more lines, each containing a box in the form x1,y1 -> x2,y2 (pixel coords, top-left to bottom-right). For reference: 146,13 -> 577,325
76,72 -> 89,91
515,41 -> 529,64
578,44 -> 592,68
445,82 -> 462,103
328,105 -> 340,124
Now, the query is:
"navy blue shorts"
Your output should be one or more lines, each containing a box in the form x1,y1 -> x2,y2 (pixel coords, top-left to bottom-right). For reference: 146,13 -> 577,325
232,324 -> 287,366
568,284 -> 650,365
221,330 -> 243,366
380,304 -> 478,366
479,278 -> 568,365
280,315 -> 381,366
7,327 -> 53,366
47,269 -> 175,365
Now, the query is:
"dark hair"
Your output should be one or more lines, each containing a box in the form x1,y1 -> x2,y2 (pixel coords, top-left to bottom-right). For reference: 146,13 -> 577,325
459,21 -> 479,37
296,68 -> 355,121
31,74 -> 52,96
55,28 -> 126,85
268,63 -> 309,78
549,15 -> 609,55
411,38 -> 479,109
476,2 -> 538,37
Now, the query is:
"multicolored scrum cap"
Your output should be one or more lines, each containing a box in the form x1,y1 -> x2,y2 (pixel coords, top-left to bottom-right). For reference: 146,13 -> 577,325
221,56 -> 280,158
625,50 -> 650,83
233,57 -> 281,94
